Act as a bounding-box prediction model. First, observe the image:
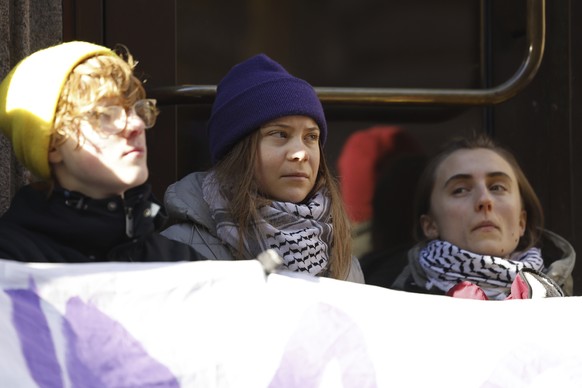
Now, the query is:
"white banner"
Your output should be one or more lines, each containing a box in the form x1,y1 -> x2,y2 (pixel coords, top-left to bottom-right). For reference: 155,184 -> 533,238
0,258 -> 581,387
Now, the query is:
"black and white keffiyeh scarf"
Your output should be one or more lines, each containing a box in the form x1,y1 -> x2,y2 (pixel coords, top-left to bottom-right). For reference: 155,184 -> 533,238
418,240 -> 544,300
202,173 -> 332,275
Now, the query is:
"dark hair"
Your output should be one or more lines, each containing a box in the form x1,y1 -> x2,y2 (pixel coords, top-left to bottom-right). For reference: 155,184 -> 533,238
413,134 -> 544,251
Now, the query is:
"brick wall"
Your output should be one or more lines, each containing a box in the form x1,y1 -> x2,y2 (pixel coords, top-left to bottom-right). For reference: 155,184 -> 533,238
0,0 -> 62,214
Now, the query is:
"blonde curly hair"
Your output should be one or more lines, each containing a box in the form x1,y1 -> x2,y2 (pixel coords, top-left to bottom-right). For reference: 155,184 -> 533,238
51,46 -> 147,149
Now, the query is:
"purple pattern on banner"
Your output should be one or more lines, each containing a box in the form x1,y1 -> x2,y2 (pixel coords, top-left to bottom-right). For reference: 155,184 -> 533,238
61,314 -> 104,388
5,278 -> 179,388
65,296 -> 179,387
269,302 -> 378,388
5,283 -> 64,388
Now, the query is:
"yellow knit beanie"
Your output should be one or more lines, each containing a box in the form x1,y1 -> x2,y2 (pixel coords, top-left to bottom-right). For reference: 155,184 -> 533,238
0,41 -> 114,181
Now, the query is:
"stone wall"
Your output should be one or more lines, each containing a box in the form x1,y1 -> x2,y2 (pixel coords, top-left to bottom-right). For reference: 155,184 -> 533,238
0,0 -> 62,214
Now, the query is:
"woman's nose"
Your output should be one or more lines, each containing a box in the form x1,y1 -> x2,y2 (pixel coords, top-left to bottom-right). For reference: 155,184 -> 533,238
288,140 -> 309,161
475,189 -> 493,212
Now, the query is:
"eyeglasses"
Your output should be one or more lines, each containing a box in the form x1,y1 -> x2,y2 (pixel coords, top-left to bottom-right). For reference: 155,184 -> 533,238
83,99 -> 158,136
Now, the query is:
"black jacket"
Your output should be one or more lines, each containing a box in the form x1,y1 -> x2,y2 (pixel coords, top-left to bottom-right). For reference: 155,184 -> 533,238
0,183 -> 204,263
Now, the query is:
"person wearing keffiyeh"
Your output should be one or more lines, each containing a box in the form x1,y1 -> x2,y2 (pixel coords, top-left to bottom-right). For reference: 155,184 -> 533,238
161,54 -> 364,283
391,135 -> 574,299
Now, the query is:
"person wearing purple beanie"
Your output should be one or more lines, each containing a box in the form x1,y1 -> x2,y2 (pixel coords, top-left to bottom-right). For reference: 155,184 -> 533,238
162,54 -> 364,282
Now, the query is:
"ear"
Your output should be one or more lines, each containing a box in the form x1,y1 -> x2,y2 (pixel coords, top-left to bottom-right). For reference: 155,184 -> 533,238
48,144 -> 63,164
420,214 -> 439,240
518,209 -> 527,237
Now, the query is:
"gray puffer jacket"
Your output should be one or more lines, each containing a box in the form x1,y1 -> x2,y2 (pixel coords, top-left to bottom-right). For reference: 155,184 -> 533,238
161,172 -> 365,283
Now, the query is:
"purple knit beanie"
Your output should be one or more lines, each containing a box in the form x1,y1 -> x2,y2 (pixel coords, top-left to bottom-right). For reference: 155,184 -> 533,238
207,53 -> 327,164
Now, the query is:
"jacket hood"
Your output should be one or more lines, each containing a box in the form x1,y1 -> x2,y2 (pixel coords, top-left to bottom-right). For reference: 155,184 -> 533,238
164,172 -> 217,232
542,229 -> 576,295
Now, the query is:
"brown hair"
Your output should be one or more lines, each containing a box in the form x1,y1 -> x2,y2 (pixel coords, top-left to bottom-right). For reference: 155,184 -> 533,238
213,131 -> 352,280
413,134 -> 543,251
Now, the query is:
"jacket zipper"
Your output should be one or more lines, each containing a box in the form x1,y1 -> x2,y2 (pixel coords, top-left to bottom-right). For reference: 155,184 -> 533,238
125,206 -> 134,238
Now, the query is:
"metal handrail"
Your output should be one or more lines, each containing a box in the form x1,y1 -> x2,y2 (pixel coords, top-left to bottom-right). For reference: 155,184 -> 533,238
150,0 -> 544,107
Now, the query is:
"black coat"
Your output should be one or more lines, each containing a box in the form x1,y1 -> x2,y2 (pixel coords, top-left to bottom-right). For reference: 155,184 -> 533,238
0,183 -> 204,263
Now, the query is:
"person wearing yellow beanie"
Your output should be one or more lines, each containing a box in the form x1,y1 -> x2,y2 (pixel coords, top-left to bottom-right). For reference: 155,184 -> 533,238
0,41 -> 203,263
0,41 -> 113,181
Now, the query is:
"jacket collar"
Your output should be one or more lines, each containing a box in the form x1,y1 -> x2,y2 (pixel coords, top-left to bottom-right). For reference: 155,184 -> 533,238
4,183 -> 165,252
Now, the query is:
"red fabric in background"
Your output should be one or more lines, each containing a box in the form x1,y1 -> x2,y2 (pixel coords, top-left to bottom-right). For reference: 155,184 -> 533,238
337,126 -> 422,223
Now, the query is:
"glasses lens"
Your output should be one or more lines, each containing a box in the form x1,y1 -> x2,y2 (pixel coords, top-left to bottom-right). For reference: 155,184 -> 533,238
133,99 -> 157,129
98,106 -> 126,135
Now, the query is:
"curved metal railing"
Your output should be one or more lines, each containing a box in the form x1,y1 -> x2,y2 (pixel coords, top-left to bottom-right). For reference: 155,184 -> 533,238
150,0 -> 544,108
